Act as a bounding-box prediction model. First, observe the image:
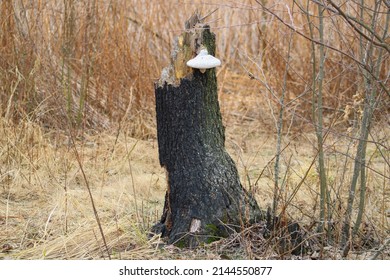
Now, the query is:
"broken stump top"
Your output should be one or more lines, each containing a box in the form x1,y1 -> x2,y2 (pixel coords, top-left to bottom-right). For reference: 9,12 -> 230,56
158,12 -> 217,87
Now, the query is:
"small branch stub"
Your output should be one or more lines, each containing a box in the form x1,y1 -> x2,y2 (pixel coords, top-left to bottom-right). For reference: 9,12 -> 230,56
190,219 -> 201,233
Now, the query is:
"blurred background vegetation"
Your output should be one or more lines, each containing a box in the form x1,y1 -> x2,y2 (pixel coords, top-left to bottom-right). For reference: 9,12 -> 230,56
1,0 -> 387,136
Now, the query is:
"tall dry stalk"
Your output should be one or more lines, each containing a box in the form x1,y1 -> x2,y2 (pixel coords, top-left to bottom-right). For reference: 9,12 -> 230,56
62,0 -> 76,124
68,128 -> 111,260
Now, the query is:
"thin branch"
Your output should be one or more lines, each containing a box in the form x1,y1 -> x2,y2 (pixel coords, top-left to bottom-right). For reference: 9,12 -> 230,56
311,0 -> 389,44
69,130 -> 111,260
256,0 -> 390,98
326,0 -> 390,53
273,22 -> 295,219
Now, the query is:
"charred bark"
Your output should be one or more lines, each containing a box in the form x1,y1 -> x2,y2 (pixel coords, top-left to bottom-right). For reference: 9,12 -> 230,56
152,14 -> 263,247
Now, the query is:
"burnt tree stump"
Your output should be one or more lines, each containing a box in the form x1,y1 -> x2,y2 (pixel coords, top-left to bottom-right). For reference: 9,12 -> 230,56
153,13 -> 263,247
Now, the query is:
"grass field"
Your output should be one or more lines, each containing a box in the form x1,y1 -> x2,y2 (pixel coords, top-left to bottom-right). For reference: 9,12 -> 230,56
1,119 -> 388,259
0,0 -> 389,259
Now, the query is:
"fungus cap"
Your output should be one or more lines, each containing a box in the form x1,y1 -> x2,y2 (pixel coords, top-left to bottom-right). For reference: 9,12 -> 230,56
186,49 -> 221,73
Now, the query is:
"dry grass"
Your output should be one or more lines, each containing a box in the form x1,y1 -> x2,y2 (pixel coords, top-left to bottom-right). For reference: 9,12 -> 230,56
0,119 -> 164,259
0,0 -> 389,259
0,119 -> 388,259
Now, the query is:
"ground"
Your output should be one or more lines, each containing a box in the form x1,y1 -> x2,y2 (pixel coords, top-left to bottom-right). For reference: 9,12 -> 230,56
0,118 -> 388,260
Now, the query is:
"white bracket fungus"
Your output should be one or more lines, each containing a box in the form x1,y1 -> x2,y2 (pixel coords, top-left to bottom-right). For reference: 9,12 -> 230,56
186,49 -> 221,73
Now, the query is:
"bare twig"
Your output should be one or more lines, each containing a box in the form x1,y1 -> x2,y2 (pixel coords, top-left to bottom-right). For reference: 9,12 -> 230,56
273,18 -> 295,218
255,0 -> 390,98
69,130 -> 111,260
326,0 -> 390,53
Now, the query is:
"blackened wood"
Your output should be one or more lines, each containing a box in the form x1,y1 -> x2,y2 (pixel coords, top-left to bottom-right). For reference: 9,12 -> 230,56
153,18 -> 263,247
